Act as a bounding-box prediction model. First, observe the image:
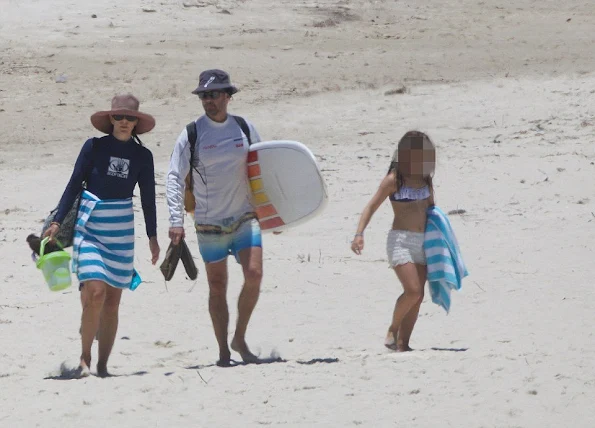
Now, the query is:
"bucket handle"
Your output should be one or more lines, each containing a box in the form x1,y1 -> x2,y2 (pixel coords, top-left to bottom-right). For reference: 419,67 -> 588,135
39,237 -> 65,258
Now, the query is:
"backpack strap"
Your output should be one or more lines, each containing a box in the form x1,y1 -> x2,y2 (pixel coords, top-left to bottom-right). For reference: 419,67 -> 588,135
232,115 -> 252,146
184,117 -> 249,189
186,121 -> 198,170
185,121 -> 206,187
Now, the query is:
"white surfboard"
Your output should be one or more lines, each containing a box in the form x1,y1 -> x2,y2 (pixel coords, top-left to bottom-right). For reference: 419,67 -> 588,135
247,140 -> 328,232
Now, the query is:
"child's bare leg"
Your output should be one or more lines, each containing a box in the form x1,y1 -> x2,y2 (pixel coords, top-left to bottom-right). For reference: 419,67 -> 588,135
396,264 -> 427,350
397,299 -> 421,351
386,263 -> 424,351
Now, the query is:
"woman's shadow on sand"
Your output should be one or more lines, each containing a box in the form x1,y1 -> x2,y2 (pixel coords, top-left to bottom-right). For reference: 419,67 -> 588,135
44,363 -> 149,380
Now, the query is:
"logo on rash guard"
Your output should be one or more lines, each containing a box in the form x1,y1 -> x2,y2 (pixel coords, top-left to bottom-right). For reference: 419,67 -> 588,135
108,157 -> 130,179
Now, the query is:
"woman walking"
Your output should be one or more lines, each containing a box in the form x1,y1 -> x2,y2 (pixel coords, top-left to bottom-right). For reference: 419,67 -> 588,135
44,94 -> 160,377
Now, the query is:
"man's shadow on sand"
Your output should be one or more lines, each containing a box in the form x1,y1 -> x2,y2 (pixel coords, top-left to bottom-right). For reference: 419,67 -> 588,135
430,347 -> 469,352
44,363 -> 149,380
186,357 -> 340,370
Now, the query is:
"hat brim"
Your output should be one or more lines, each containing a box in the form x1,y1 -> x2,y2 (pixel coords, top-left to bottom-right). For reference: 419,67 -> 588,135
90,109 -> 156,135
191,84 -> 239,95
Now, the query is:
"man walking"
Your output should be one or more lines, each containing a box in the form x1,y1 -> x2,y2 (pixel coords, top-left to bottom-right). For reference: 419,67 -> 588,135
166,69 -> 264,367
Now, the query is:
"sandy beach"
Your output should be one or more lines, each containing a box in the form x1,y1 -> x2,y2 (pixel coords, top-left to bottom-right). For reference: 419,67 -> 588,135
1,0 -> 595,426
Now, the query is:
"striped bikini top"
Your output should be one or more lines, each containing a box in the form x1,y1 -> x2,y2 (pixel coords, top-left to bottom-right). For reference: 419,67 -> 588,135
389,185 -> 430,202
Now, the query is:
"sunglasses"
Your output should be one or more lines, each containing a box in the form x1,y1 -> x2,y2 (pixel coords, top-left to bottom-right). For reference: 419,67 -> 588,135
197,90 -> 226,100
112,114 -> 138,122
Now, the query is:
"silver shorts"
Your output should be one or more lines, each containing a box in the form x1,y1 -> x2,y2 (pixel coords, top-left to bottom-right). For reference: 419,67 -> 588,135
386,230 -> 426,267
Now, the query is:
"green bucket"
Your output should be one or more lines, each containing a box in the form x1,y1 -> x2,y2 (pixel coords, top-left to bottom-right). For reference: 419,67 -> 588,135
36,237 -> 72,292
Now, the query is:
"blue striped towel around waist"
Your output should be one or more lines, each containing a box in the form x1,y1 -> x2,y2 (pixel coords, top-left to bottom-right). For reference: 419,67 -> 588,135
72,190 -> 140,290
423,205 -> 469,313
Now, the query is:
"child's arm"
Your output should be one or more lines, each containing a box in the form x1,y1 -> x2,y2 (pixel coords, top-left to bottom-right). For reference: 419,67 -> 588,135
351,173 -> 395,254
355,175 -> 394,234
428,188 -> 435,207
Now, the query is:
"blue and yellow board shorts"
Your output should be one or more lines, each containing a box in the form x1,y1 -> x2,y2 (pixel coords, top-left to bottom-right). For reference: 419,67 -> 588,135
195,213 -> 262,264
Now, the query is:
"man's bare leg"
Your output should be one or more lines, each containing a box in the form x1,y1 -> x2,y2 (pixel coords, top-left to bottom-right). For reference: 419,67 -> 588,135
231,246 -> 263,363
396,264 -> 427,351
205,259 -> 231,366
79,280 -> 107,377
96,285 -> 123,377
386,263 -> 424,352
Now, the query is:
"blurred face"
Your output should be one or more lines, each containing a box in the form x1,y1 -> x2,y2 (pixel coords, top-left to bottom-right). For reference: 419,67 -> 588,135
199,90 -> 230,120
398,147 -> 435,177
110,114 -> 137,136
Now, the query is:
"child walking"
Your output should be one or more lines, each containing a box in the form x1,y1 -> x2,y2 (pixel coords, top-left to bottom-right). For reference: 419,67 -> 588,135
351,131 -> 436,352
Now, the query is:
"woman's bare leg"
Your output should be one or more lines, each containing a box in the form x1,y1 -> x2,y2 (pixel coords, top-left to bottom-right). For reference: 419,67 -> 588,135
96,285 -> 123,377
79,280 -> 107,376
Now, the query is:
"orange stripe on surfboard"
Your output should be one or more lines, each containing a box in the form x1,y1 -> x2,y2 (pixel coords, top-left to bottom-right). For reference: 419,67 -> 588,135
259,216 -> 285,230
248,164 -> 261,178
256,204 -> 278,219
247,151 -> 258,163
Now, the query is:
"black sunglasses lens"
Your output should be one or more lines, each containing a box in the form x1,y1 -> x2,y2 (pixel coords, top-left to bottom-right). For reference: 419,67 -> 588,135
112,115 -> 137,122
199,91 -> 223,100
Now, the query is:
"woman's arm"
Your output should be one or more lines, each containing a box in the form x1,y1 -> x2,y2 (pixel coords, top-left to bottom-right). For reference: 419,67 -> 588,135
52,139 -> 95,224
139,149 -> 160,264
138,149 -> 158,239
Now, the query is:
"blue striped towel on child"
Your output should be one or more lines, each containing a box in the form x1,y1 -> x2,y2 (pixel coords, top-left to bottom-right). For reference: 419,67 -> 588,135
423,206 -> 469,313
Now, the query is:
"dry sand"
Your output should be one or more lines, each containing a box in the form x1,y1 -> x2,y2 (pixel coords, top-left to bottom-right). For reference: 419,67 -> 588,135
1,0 -> 595,426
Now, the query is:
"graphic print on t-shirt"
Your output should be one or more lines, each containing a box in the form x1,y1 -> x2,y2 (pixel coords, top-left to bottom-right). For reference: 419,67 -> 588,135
108,157 -> 130,179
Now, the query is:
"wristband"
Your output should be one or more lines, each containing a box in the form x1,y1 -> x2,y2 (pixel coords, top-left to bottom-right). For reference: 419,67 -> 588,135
354,233 -> 363,237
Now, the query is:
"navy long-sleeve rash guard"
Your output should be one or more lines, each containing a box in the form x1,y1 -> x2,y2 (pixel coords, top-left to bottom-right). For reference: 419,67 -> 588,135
53,135 -> 157,238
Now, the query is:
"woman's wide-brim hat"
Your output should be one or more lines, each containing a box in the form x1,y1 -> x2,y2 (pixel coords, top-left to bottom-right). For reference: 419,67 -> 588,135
90,94 -> 156,135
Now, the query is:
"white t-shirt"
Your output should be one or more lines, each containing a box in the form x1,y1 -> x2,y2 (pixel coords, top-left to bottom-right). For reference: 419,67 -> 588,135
166,114 -> 261,227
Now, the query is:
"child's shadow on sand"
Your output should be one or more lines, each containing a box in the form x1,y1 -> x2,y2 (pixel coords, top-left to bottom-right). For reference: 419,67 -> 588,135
44,363 -> 149,380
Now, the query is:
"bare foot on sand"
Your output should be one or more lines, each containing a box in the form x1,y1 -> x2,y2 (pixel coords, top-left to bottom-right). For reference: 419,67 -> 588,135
216,358 -> 232,367
96,363 -> 110,378
396,345 -> 413,352
384,329 -> 398,351
76,359 -> 91,378
231,338 -> 258,363
384,330 -> 414,352
216,350 -> 232,367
